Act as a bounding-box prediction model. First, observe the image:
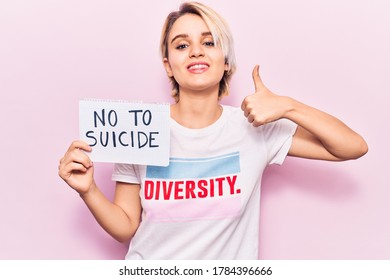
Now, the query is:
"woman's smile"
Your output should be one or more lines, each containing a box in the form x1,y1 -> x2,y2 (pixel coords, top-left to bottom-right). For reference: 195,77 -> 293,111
187,62 -> 210,74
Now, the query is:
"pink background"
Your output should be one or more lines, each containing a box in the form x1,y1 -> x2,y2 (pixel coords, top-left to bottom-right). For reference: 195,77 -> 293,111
0,0 -> 389,259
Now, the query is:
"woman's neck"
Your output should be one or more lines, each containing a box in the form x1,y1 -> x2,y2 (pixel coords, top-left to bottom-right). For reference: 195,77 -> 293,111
171,92 -> 222,129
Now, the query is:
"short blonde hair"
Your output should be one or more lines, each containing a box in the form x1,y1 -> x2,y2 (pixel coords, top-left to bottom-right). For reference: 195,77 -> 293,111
160,2 -> 236,102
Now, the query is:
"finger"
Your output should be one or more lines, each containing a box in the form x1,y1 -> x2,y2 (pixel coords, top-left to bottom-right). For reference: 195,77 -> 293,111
252,65 -> 264,92
59,162 -> 90,179
67,140 -> 92,153
241,96 -> 251,111
64,148 -> 93,169
243,103 -> 252,117
241,99 -> 246,111
247,113 -> 255,124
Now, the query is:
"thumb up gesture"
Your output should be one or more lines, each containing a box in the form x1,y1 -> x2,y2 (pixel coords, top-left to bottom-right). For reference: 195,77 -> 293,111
241,65 -> 291,127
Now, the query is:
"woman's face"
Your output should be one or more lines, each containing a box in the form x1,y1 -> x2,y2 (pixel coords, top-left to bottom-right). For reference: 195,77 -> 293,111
164,13 -> 227,96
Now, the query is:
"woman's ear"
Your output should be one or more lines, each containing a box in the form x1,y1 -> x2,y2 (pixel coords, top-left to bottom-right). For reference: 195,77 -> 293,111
163,58 -> 173,77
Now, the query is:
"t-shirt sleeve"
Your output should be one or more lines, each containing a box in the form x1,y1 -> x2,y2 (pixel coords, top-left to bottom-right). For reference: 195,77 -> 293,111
260,118 -> 298,165
112,163 -> 141,184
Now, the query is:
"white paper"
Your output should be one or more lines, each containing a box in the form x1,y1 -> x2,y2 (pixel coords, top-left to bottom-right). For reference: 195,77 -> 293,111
79,99 -> 170,166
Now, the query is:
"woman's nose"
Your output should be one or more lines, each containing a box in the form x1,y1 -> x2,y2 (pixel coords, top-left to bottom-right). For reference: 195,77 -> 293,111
189,44 -> 205,58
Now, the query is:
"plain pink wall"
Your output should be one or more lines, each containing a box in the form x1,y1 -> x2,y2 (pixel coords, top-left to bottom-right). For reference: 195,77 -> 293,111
0,0 -> 389,259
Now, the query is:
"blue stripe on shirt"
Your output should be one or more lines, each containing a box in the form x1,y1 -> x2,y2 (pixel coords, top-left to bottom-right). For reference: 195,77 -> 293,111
146,152 -> 240,179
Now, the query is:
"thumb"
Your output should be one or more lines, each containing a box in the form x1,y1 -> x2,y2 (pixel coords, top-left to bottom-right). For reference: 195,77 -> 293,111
252,65 -> 264,92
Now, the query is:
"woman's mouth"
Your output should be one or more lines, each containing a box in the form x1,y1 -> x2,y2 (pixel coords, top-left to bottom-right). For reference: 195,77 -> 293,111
187,62 -> 209,73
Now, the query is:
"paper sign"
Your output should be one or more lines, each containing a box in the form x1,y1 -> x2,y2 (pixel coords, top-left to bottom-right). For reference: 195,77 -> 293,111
79,99 -> 170,166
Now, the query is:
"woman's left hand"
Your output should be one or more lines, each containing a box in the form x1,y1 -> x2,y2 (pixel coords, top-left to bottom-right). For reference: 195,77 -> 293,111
241,65 -> 291,126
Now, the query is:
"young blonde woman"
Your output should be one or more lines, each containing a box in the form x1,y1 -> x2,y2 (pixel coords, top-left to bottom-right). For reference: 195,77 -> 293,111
58,2 -> 368,259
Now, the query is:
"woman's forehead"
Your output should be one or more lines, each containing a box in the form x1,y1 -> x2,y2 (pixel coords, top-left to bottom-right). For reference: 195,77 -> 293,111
169,14 -> 210,40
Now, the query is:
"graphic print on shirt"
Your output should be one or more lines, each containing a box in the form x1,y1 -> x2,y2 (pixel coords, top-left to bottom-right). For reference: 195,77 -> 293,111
143,152 -> 241,222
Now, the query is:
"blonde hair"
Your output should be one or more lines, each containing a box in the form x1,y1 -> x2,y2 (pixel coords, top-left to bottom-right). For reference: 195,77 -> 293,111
160,2 -> 236,102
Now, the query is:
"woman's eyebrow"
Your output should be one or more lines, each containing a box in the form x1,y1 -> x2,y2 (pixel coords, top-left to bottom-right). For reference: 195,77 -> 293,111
202,31 -> 212,37
170,32 -> 213,44
171,34 -> 188,44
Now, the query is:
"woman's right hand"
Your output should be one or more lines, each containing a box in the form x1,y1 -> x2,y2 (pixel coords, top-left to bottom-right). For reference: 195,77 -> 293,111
58,140 -> 95,195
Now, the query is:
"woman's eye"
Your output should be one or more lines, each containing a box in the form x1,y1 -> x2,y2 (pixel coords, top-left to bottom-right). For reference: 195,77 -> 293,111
204,41 -> 215,47
176,44 -> 188,50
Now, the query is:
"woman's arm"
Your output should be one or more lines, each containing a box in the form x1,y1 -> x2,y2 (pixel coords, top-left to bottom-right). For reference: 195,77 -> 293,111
241,65 -> 368,161
285,99 -> 368,160
58,140 -> 142,242
80,181 -> 142,242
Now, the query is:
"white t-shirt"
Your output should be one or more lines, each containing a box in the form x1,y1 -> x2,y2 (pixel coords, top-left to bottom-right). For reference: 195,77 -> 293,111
112,105 -> 297,259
